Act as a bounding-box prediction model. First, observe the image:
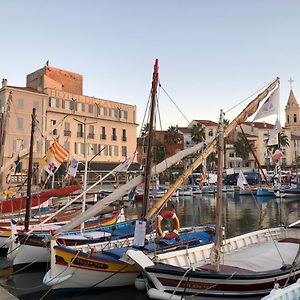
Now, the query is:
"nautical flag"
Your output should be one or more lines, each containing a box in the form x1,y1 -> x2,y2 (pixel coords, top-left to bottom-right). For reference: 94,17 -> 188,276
272,149 -> 283,161
237,170 -> 248,190
253,87 -> 280,121
267,119 -> 282,146
67,157 -> 79,177
40,141 -> 69,176
112,156 -> 133,174
274,162 -> 281,177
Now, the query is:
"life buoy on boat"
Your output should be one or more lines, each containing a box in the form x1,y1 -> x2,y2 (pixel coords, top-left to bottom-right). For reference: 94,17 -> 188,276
156,210 -> 180,240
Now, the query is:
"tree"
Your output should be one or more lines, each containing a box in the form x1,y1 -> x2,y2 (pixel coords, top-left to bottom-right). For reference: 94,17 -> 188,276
233,133 -> 250,165
165,125 -> 181,144
141,123 -> 150,137
191,122 -> 205,144
267,131 -> 290,153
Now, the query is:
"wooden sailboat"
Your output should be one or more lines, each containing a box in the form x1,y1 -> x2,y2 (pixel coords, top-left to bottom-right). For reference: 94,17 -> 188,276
42,59 -> 216,293
125,78 -> 300,299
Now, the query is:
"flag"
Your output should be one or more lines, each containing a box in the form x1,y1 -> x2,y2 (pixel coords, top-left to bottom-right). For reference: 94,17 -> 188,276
40,141 -> 69,176
253,87 -> 280,121
237,170 -> 248,190
267,119 -> 282,146
67,157 -> 79,177
112,156 -> 133,174
272,149 -> 283,161
14,154 -> 21,174
274,162 -> 281,178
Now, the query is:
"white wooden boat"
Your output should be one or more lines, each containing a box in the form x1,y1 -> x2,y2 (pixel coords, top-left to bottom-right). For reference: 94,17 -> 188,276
261,278 -> 300,300
129,225 -> 300,298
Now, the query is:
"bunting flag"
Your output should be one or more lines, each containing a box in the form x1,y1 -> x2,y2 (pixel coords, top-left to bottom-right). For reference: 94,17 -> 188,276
67,157 -> 79,177
237,170 -> 248,190
272,149 -> 283,161
40,141 -> 69,176
267,119 -> 282,146
253,87 -> 280,121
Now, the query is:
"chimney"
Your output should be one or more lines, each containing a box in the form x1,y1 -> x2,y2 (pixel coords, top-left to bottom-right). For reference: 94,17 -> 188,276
2,78 -> 7,88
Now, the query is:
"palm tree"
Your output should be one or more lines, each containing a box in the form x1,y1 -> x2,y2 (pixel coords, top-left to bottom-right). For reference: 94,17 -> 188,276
165,125 -> 181,144
141,123 -> 150,137
153,142 -> 165,164
191,122 -> 205,144
233,133 -> 250,166
279,132 -> 289,148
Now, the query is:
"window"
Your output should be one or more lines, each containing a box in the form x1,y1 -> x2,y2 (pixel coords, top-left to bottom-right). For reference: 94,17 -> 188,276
108,108 -> 112,117
88,104 -> 93,113
123,111 -> 128,119
287,115 -> 290,124
114,109 -> 118,118
208,129 -> 213,137
229,152 -> 234,158
122,129 -> 127,142
77,123 -> 83,137
34,141 -> 40,153
88,125 -> 95,139
104,145 -> 108,156
101,126 -> 106,139
74,142 -> 79,154
114,146 -> 118,156
51,120 -> 57,135
14,139 -> 24,151
18,99 -> 24,108
108,145 -> 112,156
17,117 -> 24,129
49,97 -> 59,107
64,141 -> 70,151
81,143 -> 85,155
92,144 -> 98,155
112,128 -> 117,141
122,146 -> 127,157
64,122 -> 71,136
294,114 -> 297,123
77,102 -> 84,112
103,107 -> 107,116
63,100 -> 72,110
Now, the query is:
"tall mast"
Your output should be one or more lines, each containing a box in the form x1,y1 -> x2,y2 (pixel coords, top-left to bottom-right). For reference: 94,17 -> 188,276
213,109 -> 224,272
141,59 -> 159,219
0,91 -> 12,189
25,108 -> 36,231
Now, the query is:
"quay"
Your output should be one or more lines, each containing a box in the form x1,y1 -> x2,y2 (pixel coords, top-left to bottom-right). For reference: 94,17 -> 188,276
0,285 -> 17,300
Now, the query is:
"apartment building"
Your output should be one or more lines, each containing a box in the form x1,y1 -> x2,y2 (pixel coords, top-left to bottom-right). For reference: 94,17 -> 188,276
0,65 -> 138,185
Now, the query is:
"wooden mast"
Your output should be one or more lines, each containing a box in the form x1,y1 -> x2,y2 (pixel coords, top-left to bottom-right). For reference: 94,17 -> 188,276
213,109 -> 224,272
141,59 -> 159,219
24,108 -> 36,231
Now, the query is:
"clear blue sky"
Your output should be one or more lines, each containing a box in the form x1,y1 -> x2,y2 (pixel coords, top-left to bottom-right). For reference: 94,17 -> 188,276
1,0 -> 300,129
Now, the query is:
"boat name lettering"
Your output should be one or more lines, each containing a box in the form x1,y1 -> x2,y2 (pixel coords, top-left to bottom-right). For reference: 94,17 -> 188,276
72,257 -> 109,269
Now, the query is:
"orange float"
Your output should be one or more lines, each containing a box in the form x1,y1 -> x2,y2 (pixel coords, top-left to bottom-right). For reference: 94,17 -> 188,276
156,210 -> 180,240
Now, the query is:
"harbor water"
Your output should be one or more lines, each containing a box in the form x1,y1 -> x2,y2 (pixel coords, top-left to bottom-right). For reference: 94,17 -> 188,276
0,192 -> 299,299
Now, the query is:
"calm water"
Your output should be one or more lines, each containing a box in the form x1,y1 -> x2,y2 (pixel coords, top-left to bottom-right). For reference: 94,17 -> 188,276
1,192 -> 300,299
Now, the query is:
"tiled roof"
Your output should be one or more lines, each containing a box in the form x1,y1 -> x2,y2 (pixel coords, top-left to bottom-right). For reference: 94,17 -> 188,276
291,134 -> 300,140
244,121 -> 273,129
193,120 -> 218,126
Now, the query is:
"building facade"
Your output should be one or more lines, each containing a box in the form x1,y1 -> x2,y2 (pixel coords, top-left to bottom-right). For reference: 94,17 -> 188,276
0,65 -> 138,186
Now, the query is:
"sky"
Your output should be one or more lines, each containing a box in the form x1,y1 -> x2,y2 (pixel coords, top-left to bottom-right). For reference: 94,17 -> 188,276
1,0 -> 300,130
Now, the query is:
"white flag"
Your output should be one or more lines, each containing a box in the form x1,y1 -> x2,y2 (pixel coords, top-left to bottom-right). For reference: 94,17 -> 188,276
237,170 -> 248,190
267,118 -> 282,146
67,157 -> 79,177
112,156 -> 133,174
253,87 -> 280,121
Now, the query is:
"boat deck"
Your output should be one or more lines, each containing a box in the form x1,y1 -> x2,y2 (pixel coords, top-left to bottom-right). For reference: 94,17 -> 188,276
197,239 -> 299,273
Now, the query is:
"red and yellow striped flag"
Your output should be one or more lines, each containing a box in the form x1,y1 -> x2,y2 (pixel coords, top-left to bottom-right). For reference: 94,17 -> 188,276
40,141 -> 69,176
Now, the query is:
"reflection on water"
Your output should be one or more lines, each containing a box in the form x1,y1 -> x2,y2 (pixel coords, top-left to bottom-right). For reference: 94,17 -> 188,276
1,193 -> 300,299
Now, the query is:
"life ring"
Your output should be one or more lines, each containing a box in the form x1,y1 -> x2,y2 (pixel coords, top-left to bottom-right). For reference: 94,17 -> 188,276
156,210 -> 180,240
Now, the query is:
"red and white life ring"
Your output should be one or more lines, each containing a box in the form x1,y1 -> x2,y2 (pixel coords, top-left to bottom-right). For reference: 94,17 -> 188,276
156,210 -> 180,240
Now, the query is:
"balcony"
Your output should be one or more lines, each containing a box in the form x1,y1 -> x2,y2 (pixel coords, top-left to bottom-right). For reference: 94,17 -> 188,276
112,135 -> 117,141
77,132 -> 83,138
64,130 -> 71,137
88,133 -> 95,139
101,134 -> 106,140
122,136 -> 127,142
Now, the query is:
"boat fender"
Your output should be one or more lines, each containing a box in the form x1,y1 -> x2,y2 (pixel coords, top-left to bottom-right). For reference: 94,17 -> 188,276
147,288 -> 185,300
156,210 -> 180,240
134,274 -> 147,291
43,270 -> 72,286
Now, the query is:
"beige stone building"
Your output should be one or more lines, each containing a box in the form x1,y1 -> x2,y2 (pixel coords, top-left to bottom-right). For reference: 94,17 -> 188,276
0,65 -> 138,186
